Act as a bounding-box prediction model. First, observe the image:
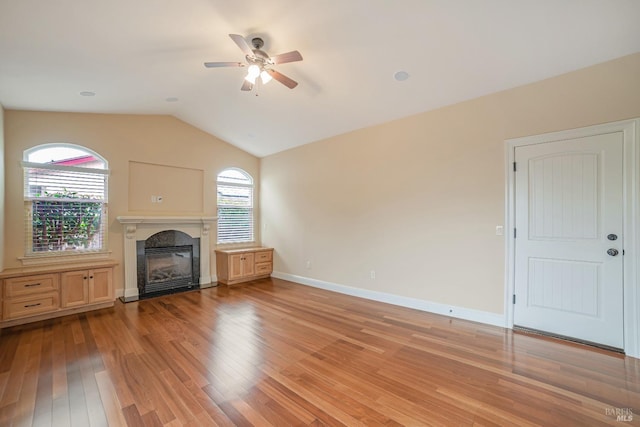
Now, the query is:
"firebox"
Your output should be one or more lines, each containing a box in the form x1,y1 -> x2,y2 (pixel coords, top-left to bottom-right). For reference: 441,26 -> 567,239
145,245 -> 193,294
136,230 -> 200,298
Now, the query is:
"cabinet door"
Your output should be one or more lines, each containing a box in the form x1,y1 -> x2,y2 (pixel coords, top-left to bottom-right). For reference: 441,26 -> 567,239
61,271 -> 89,308
89,268 -> 113,303
242,253 -> 255,276
228,253 -> 256,279
228,254 -> 245,280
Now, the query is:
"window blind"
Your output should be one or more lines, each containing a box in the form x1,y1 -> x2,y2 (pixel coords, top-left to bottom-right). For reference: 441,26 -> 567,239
23,162 -> 108,254
217,177 -> 254,244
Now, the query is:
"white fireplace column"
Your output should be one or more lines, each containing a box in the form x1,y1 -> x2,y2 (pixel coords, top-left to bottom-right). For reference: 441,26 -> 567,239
117,216 -> 217,302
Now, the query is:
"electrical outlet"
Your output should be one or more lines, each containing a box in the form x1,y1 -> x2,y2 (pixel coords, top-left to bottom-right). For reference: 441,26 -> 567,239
495,225 -> 504,236
370,270 -> 376,279
305,260 -> 311,269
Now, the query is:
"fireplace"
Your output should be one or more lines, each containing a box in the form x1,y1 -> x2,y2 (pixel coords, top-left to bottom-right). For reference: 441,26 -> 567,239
136,230 -> 201,298
117,216 -> 216,302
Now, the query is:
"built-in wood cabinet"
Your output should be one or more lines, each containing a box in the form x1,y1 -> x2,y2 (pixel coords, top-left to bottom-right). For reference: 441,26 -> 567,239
215,247 -> 273,285
61,268 -> 114,308
1,261 -> 117,328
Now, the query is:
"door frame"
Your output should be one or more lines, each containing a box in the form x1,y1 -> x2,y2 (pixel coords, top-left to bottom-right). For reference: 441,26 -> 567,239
504,119 -> 640,358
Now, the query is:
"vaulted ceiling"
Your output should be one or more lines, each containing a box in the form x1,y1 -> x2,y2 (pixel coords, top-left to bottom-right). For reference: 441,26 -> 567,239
1,0 -> 640,157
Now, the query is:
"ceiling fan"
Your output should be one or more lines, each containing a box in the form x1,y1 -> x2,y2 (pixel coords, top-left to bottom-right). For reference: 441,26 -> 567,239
204,34 -> 303,91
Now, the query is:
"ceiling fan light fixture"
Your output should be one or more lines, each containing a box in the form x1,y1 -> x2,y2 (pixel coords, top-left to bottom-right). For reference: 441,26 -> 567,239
205,34 -> 303,91
246,64 -> 260,78
260,70 -> 272,84
244,64 -> 260,84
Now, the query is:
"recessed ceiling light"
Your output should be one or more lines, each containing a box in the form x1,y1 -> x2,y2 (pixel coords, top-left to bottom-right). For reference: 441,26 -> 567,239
79,91 -> 96,96
393,71 -> 410,82
165,97 -> 179,102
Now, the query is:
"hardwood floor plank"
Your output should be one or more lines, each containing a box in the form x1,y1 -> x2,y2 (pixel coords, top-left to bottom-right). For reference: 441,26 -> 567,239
63,323 -> 91,427
95,370 -> 128,427
295,356 -> 432,426
239,385 -> 307,426
0,402 -> 18,427
12,329 -> 44,427
199,384 -> 240,427
0,330 -> 20,375
256,376 -> 345,427
121,404 -> 144,427
158,369 -> 208,424
217,400 -> 254,427
32,326 -> 53,427
261,364 -> 370,426
229,398 -> 276,427
1,331 -> 32,406
1,278 -> 638,426
254,377 -> 319,425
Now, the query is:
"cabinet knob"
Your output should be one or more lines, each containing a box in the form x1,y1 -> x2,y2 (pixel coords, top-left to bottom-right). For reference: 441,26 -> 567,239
89,276 -> 94,279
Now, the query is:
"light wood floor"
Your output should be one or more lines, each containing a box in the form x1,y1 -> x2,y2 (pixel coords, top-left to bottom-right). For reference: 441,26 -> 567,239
0,278 -> 638,426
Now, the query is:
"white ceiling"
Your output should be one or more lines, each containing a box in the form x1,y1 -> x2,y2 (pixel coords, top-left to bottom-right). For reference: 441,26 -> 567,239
1,1 -> 640,157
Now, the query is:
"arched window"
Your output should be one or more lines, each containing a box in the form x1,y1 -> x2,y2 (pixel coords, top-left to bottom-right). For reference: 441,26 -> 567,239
23,144 -> 109,255
217,168 -> 254,244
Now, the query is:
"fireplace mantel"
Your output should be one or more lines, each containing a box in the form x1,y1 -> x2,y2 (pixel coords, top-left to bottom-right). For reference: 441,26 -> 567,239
117,216 -> 217,301
117,216 -> 217,225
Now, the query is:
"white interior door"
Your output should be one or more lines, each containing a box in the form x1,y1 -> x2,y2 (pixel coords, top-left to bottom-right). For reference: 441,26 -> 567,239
514,132 -> 624,349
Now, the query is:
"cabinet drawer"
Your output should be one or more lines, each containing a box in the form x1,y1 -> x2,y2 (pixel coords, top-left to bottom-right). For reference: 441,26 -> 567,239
4,293 -> 59,320
4,274 -> 59,298
255,251 -> 273,263
255,262 -> 273,275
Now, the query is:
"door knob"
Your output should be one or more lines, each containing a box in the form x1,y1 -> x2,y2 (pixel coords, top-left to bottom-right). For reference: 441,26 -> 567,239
607,234 -> 618,241
607,248 -> 619,256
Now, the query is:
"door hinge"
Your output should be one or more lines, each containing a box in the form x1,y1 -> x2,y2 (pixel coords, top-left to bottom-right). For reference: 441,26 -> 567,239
513,162 -> 517,172
514,228 -> 517,238
513,294 -> 516,304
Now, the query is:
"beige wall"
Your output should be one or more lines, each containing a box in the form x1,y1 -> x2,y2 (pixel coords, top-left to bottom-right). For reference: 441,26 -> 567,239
260,52 -> 640,315
3,111 -> 259,293
0,105 -> 4,272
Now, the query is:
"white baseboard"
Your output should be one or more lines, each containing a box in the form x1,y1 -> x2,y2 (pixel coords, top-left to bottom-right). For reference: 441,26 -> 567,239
272,271 -> 506,328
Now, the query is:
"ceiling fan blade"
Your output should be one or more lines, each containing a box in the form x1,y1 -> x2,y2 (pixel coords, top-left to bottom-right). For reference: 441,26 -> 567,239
204,61 -> 245,68
266,69 -> 298,89
229,34 -> 254,58
270,50 -> 303,65
241,80 -> 254,91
